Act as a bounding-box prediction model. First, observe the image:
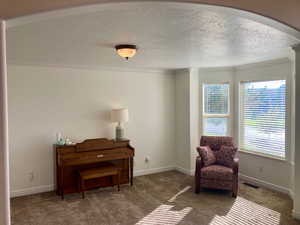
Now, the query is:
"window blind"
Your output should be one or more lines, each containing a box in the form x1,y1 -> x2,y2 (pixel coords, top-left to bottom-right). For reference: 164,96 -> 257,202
203,84 -> 229,136
204,84 -> 229,115
240,80 -> 286,158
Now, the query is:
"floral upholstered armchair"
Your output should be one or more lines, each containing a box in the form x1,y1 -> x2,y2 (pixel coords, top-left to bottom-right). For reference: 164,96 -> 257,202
195,136 -> 239,197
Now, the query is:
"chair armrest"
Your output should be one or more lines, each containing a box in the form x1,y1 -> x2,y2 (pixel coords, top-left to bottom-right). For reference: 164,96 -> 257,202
196,146 -> 207,155
196,147 -> 201,154
232,157 -> 239,174
196,156 -> 204,171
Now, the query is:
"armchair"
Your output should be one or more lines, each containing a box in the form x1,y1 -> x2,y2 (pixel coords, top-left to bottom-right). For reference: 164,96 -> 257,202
195,136 -> 239,197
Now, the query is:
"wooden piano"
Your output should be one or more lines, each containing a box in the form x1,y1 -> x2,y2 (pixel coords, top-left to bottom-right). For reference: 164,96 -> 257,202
55,138 -> 134,199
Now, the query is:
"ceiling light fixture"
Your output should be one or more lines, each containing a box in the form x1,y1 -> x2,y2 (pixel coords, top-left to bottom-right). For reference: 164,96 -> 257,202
115,44 -> 137,60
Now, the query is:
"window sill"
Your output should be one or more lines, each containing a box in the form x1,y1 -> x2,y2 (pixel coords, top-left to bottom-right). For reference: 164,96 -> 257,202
239,149 -> 286,162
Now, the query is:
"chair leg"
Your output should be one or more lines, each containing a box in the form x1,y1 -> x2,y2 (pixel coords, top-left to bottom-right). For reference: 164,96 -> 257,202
232,178 -> 238,198
195,173 -> 201,194
195,185 -> 200,194
232,190 -> 237,198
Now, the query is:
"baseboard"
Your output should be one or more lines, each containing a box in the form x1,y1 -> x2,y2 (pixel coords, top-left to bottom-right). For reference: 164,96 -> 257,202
12,169 -> 291,199
175,166 -> 194,176
11,166 -> 176,197
239,173 -> 291,195
11,184 -> 55,198
289,190 -> 295,200
292,210 -> 300,220
133,166 -> 175,177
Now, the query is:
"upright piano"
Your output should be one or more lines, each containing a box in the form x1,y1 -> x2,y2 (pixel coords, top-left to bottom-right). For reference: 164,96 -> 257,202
55,138 -> 134,199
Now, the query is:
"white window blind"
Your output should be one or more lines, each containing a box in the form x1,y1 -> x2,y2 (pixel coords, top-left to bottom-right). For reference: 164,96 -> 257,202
203,84 -> 229,136
240,80 -> 286,158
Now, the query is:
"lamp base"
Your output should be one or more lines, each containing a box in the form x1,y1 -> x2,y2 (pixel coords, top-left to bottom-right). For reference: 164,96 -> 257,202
116,125 -> 125,141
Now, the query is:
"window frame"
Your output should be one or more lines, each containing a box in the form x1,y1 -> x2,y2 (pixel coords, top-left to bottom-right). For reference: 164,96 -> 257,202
238,79 -> 287,160
202,82 -> 230,136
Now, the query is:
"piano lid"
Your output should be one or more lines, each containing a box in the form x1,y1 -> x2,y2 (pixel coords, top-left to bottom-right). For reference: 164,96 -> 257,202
76,138 -> 129,152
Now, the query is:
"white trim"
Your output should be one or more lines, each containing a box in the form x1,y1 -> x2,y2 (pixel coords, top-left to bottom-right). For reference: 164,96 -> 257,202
235,58 -> 291,71
292,210 -> 300,220
7,61 -> 173,75
199,67 -> 235,73
176,169 -> 294,198
11,185 -> 55,198
203,114 -> 230,117
10,169 -> 294,202
175,166 -> 194,176
0,20 -> 10,225
239,173 -> 291,195
133,166 -> 175,177
239,150 -> 287,162
11,166 -> 176,197
292,44 -> 300,52
198,58 -> 291,71
289,190 -> 295,200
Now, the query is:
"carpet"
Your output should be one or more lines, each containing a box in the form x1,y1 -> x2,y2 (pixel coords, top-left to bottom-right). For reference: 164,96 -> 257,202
11,171 -> 300,225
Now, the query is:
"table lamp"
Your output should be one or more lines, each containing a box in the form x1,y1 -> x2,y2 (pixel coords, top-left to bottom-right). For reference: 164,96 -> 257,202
111,108 -> 129,141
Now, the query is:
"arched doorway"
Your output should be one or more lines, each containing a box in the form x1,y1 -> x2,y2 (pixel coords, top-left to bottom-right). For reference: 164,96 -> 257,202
2,1 -> 300,224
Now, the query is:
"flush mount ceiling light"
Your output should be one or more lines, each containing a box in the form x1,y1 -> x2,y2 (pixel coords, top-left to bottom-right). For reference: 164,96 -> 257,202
115,44 -> 137,60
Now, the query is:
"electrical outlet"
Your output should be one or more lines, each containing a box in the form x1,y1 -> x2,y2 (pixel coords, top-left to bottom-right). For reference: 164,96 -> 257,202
28,172 -> 34,182
145,156 -> 150,163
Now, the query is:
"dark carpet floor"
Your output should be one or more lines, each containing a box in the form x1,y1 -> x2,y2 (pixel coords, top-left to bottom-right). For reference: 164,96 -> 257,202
11,171 -> 300,225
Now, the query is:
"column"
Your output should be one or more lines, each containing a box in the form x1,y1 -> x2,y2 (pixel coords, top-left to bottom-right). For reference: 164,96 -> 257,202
293,44 -> 300,220
0,20 -> 10,225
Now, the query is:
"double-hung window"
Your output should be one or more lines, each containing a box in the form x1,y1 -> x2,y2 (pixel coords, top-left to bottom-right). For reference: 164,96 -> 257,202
203,83 -> 230,136
240,80 -> 286,159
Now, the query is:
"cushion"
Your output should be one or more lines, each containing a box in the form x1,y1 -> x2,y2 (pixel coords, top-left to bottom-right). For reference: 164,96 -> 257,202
215,145 -> 237,168
200,136 -> 234,151
198,146 -> 216,167
201,165 -> 233,181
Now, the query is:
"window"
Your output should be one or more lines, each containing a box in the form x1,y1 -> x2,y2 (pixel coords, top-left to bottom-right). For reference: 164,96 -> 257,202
240,80 -> 286,159
203,83 -> 229,136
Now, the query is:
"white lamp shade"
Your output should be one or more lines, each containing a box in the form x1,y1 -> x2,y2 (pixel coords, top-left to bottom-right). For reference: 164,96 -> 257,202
111,108 -> 129,123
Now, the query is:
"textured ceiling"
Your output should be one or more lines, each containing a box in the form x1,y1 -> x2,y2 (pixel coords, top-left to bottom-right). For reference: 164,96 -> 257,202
2,0 -> 300,32
6,2 -> 300,70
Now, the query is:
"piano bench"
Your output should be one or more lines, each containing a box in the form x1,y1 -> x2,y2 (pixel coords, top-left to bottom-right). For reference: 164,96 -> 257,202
78,166 -> 121,199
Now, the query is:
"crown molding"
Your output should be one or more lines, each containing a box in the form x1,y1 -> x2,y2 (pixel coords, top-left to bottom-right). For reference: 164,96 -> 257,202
7,61 -> 175,75
174,68 -> 190,74
234,57 -> 291,70
198,66 -> 235,72
292,44 -> 300,52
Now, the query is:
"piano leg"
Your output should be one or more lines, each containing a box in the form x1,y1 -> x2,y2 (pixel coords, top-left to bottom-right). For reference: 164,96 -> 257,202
130,157 -> 133,186
60,167 -> 64,200
118,171 -> 120,191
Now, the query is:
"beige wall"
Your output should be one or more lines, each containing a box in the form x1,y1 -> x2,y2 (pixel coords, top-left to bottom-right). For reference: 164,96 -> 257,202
8,64 -> 176,196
